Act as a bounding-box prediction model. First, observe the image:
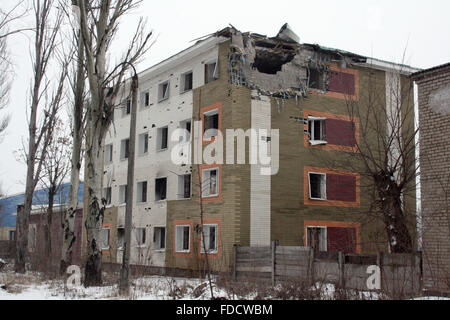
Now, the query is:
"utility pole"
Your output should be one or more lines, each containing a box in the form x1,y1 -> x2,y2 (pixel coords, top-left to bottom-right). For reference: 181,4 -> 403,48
119,70 -> 138,295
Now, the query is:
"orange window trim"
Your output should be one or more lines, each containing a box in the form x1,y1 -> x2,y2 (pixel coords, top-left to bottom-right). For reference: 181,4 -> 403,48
199,163 -> 222,203
201,102 -> 222,146
304,166 -> 360,208
173,219 -> 194,258
101,223 -> 112,253
197,218 -> 221,259
309,64 -> 359,101
303,109 -> 360,153
303,220 -> 361,254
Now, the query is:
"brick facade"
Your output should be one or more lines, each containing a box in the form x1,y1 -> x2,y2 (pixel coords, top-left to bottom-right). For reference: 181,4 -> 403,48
412,63 -> 450,294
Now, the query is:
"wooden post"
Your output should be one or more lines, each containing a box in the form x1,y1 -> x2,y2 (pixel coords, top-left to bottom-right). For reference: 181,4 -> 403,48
232,244 -> 237,281
338,251 -> 345,288
271,241 -> 276,286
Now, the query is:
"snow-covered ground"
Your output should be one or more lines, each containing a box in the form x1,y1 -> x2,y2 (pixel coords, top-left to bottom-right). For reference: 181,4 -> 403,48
0,264 -> 448,300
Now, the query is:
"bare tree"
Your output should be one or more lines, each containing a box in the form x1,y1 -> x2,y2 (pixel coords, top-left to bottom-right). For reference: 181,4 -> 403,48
75,0 -> 151,286
15,0 -> 68,273
311,68 -> 417,253
59,0 -> 87,275
38,119 -> 71,267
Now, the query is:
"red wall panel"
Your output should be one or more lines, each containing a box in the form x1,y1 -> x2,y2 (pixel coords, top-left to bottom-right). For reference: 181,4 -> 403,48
327,227 -> 357,253
329,71 -> 355,95
326,174 -> 356,202
326,118 -> 356,147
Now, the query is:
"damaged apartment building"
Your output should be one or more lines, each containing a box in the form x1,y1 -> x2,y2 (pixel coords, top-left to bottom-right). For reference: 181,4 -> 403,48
94,24 -> 419,272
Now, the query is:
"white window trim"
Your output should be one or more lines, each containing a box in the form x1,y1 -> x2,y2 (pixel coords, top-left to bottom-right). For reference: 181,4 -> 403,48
308,172 -> 327,200
175,225 -> 191,253
202,167 -> 219,198
306,226 -> 327,252
308,117 -> 327,145
200,224 -> 218,254
136,181 -> 147,203
138,132 -> 149,156
158,81 -> 170,102
180,71 -> 193,93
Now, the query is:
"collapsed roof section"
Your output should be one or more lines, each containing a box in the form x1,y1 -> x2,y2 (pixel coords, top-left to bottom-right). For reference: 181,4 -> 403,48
215,24 -> 367,98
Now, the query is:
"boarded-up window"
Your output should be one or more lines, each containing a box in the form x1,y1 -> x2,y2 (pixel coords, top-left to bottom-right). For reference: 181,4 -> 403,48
327,227 -> 357,253
329,71 -> 355,95
326,174 -> 356,202
326,119 -> 356,147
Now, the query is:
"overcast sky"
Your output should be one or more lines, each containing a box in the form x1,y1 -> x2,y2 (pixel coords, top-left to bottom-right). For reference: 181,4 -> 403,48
1,0 -> 449,196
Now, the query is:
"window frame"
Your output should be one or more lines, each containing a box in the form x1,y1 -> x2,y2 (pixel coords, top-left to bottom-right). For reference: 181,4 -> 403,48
155,177 -> 167,201
103,186 -> 112,206
203,109 -> 219,139
136,181 -> 148,203
120,138 -> 130,160
306,226 -> 327,252
180,71 -> 193,93
141,90 -> 150,108
307,116 -> 327,145
175,225 -> 191,253
204,60 -> 219,84
200,224 -> 218,254
158,81 -> 170,102
119,184 -> 127,204
153,226 -> 166,251
104,143 -> 113,164
135,227 -> 147,247
178,174 -> 192,200
138,132 -> 149,155
201,167 -> 219,198
308,172 -> 327,201
100,227 -> 111,250
122,99 -> 131,117
156,126 -> 169,151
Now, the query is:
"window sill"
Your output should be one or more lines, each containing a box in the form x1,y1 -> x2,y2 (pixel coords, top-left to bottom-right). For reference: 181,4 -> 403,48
309,140 -> 327,146
202,193 -> 218,199
105,204 -> 113,209
155,199 -> 167,203
154,249 -> 165,252
177,197 -> 191,201
309,197 -> 327,201
119,203 -> 127,207
180,89 -> 192,94
158,97 -> 169,103
156,148 -> 168,153
135,245 -> 147,248
175,250 -> 190,254
200,250 -> 218,254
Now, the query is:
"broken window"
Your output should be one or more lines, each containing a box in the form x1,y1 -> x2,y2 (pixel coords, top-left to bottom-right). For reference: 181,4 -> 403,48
137,181 -> 147,203
205,61 -> 218,84
176,225 -> 190,252
103,187 -> 112,205
203,109 -> 219,138
307,226 -> 327,252
138,132 -> 149,155
141,90 -> 150,108
253,50 -> 295,74
117,228 -> 125,249
100,227 -> 110,250
135,227 -> 146,246
201,224 -> 218,253
153,227 -> 166,250
308,117 -> 327,145
202,168 -> 218,197
181,71 -> 193,92
157,126 -> 168,151
104,144 -> 113,163
308,67 -> 326,90
120,138 -> 129,160
158,81 -> 170,102
119,184 -> 127,204
178,174 -> 191,199
155,177 -> 167,201
308,172 -> 326,200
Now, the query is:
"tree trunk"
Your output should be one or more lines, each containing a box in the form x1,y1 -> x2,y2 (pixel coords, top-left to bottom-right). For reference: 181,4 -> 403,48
15,204 -> 28,273
377,174 -> 413,253
83,122 -> 106,287
60,27 -> 84,275
44,190 -> 54,268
